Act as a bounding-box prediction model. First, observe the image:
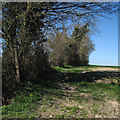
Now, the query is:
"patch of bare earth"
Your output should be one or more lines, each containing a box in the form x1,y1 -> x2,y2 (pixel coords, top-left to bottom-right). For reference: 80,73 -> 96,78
37,68 -> 119,118
37,82 -> 119,118
81,67 -> 119,84
37,83 -> 81,118
96,100 -> 119,118
91,67 -> 119,72
37,92 -> 119,118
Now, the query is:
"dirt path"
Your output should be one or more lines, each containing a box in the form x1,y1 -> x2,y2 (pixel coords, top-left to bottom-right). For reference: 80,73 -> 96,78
58,81 -> 119,118
91,67 -> 119,72
37,80 -> 119,118
37,67 -> 119,118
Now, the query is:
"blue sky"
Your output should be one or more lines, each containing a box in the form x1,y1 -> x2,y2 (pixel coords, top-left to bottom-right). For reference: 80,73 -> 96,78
89,14 -> 118,66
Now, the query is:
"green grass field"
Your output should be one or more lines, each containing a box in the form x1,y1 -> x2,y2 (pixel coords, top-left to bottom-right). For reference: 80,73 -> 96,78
1,65 -> 119,118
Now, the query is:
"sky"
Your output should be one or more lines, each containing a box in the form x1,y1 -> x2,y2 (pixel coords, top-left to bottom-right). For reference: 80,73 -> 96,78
89,14 -> 118,66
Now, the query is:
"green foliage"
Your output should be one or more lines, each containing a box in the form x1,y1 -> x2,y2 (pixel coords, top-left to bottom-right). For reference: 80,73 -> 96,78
2,82 -> 41,118
65,24 -> 95,66
63,65 -> 73,68
2,75 -> 63,118
53,66 -> 92,74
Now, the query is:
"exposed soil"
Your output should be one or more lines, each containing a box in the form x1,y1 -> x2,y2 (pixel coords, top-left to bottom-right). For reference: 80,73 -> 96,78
91,67 -> 119,72
37,85 -> 119,118
37,67 -> 119,118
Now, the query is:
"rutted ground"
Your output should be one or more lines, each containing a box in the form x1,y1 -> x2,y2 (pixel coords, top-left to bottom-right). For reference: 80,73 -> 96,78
2,66 -> 119,118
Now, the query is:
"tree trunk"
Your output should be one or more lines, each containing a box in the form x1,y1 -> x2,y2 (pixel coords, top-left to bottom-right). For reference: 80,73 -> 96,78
11,18 -> 20,84
13,42 -> 20,84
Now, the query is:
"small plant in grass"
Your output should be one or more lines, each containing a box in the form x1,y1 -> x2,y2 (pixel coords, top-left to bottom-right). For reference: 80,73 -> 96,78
43,106 -> 47,112
55,114 -> 65,118
48,101 -> 54,107
70,107 -> 79,114
60,108 -> 64,111
65,107 -> 73,111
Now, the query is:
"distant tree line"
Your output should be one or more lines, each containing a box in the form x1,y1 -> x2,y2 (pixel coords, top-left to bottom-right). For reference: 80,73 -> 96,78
1,2 -> 118,104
